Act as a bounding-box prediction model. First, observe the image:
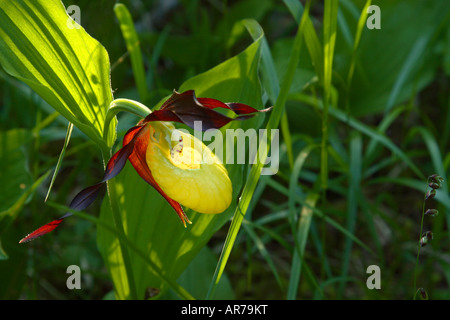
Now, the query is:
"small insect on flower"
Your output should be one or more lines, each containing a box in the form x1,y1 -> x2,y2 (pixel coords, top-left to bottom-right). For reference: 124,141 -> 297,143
19,90 -> 271,243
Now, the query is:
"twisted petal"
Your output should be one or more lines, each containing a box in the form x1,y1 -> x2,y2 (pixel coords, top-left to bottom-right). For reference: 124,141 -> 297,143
142,90 -> 272,131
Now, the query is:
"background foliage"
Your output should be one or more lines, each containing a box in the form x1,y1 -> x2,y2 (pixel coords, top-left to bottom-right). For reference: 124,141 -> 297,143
0,0 -> 449,299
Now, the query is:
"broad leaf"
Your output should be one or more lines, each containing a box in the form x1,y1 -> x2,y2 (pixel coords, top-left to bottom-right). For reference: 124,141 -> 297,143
0,0 -> 116,147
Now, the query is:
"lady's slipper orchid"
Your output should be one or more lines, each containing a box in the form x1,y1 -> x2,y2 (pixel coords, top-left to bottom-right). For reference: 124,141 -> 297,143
19,90 -> 271,243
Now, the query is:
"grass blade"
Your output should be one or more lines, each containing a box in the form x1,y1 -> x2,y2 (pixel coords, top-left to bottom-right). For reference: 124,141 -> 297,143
287,144 -> 318,299
321,0 -> 339,190
287,192 -> 319,299
385,35 -> 429,114
206,1 -> 312,300
242,222 -> 284,290
44,122 -> 73,202
339,132 -> 362,297
265,177 -> 374,255
283,0 -> 323,83
244,19 -> 294,169
288,92 -> 425,180
345,0 -> 372,114
114,3 -> 148,102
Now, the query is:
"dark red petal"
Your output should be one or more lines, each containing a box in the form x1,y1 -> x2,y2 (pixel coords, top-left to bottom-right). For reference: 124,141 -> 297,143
123,124 -> 191,226
144,91 -> 232,131
139,109 -> 181,124
196,97 -> 268,115
225,102 -> 273,114
19,219 -> 63,243
142,90 -> 271,131
61,183 -> 105,219
102,126 -> 142,182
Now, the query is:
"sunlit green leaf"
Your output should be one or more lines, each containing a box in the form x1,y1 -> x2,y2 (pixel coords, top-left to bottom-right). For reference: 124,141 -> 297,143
0,0 -> 116,148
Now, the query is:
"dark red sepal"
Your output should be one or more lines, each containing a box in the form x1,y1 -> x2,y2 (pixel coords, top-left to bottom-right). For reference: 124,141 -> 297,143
196,97 -> 272,114
142,90 -> 271,131
19,219 -> 64,243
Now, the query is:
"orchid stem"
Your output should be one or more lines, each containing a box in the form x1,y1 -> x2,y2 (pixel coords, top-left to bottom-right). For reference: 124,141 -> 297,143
103,98 -> 152,145
101,147 -> 139,300
100,99 -> 151,299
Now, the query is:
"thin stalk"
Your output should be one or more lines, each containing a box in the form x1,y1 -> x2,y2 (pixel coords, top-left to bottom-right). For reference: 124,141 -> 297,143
100,146 -> 139,300
103,98 -> 152,142
413,178 -> 429,300
98,98 -> 152,299
321,0 -> 339,190
281,112 -> 294,169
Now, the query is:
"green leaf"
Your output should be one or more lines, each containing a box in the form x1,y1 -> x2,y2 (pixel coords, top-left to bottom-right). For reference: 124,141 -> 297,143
341,0 -> 448,116
284,0 -> 323,84
0,0 -> 116,148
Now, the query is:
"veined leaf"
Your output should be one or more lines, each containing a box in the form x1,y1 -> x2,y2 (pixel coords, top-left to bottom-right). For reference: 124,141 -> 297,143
0,0 -> 116,148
